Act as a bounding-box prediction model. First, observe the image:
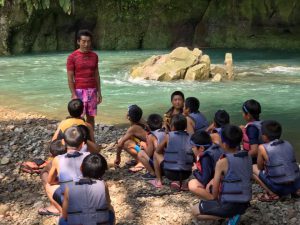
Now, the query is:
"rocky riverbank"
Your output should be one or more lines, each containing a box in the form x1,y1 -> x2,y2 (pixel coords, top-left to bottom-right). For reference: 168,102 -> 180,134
0,106 -> 300,225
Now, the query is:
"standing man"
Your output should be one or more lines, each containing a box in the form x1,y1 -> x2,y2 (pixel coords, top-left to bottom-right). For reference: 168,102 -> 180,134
66,29 -> 102,129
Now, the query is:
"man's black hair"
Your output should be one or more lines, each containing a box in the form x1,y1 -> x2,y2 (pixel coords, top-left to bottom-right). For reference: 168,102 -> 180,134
77,29 -> 93,41
214,110 -> 230,128
185,97 -> 200,113
64,126 -> 84,148
171,114 -> 187,131
49,139 -> 66,157
191,131 -> 212,150
221,125 -> 243,148
261,120 -> 282,141
82,153 -> 108,179
68,99 -> 84,118
128,104 -> 143,123
242,99 -> 261,120
171,91 -> 185,101
147,114 -> 163,131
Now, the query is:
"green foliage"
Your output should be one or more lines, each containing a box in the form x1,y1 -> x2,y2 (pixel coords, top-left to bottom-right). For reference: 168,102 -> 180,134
0,0 -> 72,15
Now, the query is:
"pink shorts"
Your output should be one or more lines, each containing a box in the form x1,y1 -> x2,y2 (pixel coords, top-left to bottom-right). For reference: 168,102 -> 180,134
75,88 -> 97,116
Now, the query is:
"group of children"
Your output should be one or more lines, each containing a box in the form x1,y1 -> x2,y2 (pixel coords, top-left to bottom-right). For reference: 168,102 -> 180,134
38,91 -> 300,225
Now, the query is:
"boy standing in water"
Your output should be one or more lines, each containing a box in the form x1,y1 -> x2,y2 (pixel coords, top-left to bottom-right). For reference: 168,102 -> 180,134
67,29 -> 102,129
192,125 -> 252,224
253,120 -> 300,201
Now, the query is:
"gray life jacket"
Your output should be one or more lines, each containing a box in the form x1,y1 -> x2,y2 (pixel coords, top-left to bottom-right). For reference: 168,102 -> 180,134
203,144 -> 224,168
264,140 -> 300,184
164,131 -> 194,171
221,151 -> 252,203
67,179 -> 109,225
189,112 -> 209,132
151,128 -> 166,146
57,151 -> 90,190
212,127 -> 222,135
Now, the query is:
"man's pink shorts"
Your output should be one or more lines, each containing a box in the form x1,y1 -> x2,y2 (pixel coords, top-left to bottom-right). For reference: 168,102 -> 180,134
75,88 -> 97,117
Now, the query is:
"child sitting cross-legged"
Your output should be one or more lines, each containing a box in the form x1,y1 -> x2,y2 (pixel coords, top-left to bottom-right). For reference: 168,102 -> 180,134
253,120 -> 300,201
188,131 -> 224,200
149,114 -> 194,190
59,153 -> 115,225
192,125 -> 252,225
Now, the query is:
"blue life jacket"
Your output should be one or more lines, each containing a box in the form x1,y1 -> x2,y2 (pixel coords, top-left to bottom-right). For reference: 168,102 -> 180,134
212,127 -> 222,135
151,128 -> 166,145
264,140 -> 300,184
164,131 -> 194,171
67,178 -> 109,225
221,151 -> 252,203
189,112 -> 209,132
203,144 -> 224,168
57,151 -> 89,190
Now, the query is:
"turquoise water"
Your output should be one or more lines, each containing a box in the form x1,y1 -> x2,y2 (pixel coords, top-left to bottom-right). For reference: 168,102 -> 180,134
0,49 -> 300,156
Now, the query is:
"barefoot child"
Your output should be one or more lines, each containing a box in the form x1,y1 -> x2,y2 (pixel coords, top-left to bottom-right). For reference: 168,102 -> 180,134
59,154 -> 115,225
114,105 -> 148,172
188,131 -> 224,200
192,125 -> 252,224
253,120 -> 300,201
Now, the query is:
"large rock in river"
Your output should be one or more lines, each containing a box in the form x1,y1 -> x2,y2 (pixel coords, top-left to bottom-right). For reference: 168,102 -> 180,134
130,47 -> 212,81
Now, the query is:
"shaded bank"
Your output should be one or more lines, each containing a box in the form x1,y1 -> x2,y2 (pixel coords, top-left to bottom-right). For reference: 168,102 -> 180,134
1,0 -> 300,55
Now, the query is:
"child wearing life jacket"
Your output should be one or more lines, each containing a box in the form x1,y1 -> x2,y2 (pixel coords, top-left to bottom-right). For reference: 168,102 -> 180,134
59,154 -> 115,225
39,140 -> 67,216
148,114 -> 194,190
188,131 -> 224,200
207,110 -> 230,145
138,114 -> 166,180
48,126 -> 90,212
192,125 -> 252,224
241,99 -> 263,164
253,120 -> 300,201
52,99 -> 95,142
114,104 -> 149,172
184,97 -> 209,134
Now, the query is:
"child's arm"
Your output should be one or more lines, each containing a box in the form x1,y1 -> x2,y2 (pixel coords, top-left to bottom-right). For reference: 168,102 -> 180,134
212,158 -> 227,199
144,134 -> 155,157
86,140 -> 100,153
206,122 -> 215,133
257,144 -> 268,170
186,116 -> 195,135
52,122 -> 63,141
156,135 -> 168,154
47,157 -> 59,185
85,122 -> 95,142
114,127 -> 135,166
62,186 -> 69,220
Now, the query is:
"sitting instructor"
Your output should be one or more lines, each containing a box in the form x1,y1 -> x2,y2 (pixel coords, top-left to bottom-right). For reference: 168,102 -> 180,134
66,29 -> 102,129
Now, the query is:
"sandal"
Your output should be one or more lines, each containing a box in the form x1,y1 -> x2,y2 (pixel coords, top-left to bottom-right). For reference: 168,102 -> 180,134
148,179 -> 163,188
38,208 -> 60,216
170,181 -> 189,191
258,193 -> 280,202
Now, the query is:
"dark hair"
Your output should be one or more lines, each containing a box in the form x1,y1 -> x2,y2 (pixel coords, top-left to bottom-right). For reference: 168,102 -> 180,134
191,131 -> 212,150
214,110 -> 230,128
185,97 -> 200,113
171,114 -> 187,131
261,120 -> 282,141
77,29 -> 93,41
147,114 -> 163,131
49,139 -> 66,157
64,126 -> 84,148
221,125 -> 243,148
242,99 -> 261,120
128,105 -> 143,123
68,99 -> 84,118
171,91 -> 185,102
82,153 -> 108,179
78,125 -> 91,142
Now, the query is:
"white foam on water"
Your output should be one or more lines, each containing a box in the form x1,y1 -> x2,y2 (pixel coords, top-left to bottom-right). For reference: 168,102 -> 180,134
265,66 -> 300,73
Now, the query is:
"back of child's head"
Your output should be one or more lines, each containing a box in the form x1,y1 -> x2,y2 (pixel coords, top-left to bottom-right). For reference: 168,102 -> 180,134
147,114 -> 163,131
214,110 -> 230,128
81,153 -> 108,179
78,125 -> 91,142
221,125 -> 243,149
171,114 -> 187,131
185,97 -> 200,113
49,139 -> 66,157
171,91 -> 185,101
68,99 -> 84,118
242,99 -> 261,120
191,130 -> 212,149
64,126 -> 84,148
128,104 -> 143,123
261,120 -> 282,141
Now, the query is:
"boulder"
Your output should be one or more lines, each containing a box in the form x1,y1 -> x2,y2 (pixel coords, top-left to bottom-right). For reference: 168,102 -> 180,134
211,73 -> 222,82
225,53 -> 234,80
185,63 -> 210,81
210,65 -> 226,77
